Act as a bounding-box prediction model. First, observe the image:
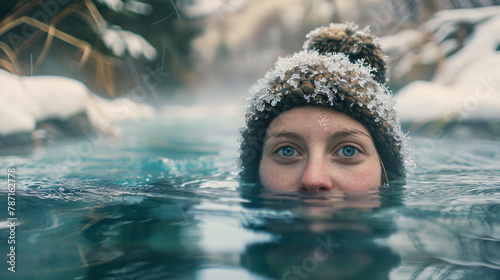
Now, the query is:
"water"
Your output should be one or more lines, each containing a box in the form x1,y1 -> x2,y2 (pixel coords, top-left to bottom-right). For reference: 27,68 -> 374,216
1,107 -> 500,280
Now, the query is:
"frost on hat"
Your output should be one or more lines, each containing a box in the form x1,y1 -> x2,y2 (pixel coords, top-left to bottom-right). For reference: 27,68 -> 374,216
239,22 -> 409,184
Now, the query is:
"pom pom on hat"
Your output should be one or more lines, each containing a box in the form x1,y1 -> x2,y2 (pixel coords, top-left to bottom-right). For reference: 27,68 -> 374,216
303,22 -> 387,84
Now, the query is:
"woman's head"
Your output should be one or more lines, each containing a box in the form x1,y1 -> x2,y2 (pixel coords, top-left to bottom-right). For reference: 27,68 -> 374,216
259,106 -> 383,192
240,22 -> 408,191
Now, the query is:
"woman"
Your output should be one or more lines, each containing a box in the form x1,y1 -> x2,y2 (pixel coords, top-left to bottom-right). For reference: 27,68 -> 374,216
239,22 -> 408,192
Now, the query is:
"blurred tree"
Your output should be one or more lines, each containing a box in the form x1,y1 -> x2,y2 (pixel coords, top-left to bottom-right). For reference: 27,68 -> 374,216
0,0 -> 203,99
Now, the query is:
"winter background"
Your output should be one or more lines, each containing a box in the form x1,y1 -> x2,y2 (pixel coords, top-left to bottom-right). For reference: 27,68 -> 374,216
1,0 -> 499,148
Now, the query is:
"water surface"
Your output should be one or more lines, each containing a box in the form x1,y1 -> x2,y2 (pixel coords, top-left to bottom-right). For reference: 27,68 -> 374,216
1,108 -> 499,280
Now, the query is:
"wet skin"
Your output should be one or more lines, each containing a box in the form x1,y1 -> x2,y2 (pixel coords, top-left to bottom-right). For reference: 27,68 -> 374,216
259,106 -> 382,192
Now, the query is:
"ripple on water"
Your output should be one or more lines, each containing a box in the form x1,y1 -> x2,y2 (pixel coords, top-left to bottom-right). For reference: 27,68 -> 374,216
1,122 -> 500,279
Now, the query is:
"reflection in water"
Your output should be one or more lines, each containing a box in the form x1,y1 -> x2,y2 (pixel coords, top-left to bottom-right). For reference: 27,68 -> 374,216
81,184 -> 203,279
2,124 -> 499,279
242,235 -> 400,280
3,174 -> 500,279
77,182 -> 404,280
388,203 -> 500,279
239,185 -> 403,280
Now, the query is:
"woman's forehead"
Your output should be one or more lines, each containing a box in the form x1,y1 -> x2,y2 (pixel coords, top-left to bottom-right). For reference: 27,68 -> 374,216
268,106 -> 369,133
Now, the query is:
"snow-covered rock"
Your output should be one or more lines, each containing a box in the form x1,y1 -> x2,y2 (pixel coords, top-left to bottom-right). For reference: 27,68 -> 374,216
0,69 -> 155,144
394,8 -> 500,128
431,12 -> 500,85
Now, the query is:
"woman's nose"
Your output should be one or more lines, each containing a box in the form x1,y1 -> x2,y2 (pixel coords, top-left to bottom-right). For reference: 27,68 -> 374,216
299,159 -> 333,193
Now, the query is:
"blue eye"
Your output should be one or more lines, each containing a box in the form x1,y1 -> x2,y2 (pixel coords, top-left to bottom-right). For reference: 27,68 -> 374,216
339,146 -> 358,157
277,146 -> 299,157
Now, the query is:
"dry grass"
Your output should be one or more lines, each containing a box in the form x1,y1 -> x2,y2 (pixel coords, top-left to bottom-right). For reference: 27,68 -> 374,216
0,0 -> 124,97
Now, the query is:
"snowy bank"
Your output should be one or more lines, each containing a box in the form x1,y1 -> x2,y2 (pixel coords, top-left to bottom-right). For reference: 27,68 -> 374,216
393,7 -> 500,133
0,69 -> 155,148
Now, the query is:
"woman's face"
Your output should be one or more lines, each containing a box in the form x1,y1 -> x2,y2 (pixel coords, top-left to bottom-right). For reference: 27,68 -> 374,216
259,106 -> 382,192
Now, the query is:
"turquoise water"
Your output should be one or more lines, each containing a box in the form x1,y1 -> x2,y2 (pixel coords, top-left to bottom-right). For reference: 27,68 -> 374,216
1,110 -> 500,280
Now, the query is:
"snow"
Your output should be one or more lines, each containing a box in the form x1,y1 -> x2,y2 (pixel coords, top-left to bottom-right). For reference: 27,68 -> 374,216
124,0 -> 153,15
392,53 -> 418,78
97,0 -> 123,12
0,70 -> 86,134
419,42 -> 441,64
379,29 -> 442,80
93,1 -> 157,60
424,6 -> 500,32
248,50 -> 389,121
395,9 -> 500,124
396,55 -> 500,123
396,81 -> 463,123
0,69 -> 155,136
433,13 -> 500,84
102,28 -> 126,57
97,0 -> 153,15
379,29 -> 424,53
0,105 -> 36,135
19,76 -> 89,121
101,26 -> 157,60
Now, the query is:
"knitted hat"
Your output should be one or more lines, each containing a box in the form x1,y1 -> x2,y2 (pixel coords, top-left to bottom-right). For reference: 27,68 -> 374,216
239,22 -> 408,184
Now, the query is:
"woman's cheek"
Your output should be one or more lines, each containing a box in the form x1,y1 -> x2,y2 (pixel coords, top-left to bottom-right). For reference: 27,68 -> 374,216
259,160 -> 296,191
337,164 -> 381,191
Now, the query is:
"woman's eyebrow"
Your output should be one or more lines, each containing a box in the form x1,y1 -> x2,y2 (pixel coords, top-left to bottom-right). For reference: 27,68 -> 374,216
266,130 -> 370,141
329,129 -> 371,141
265,132 -> 303,141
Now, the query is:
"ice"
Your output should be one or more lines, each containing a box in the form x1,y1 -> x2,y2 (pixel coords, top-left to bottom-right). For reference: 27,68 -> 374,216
367,100 -> 377,114
287,73 -> 300,89
304,94 -> 311,103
